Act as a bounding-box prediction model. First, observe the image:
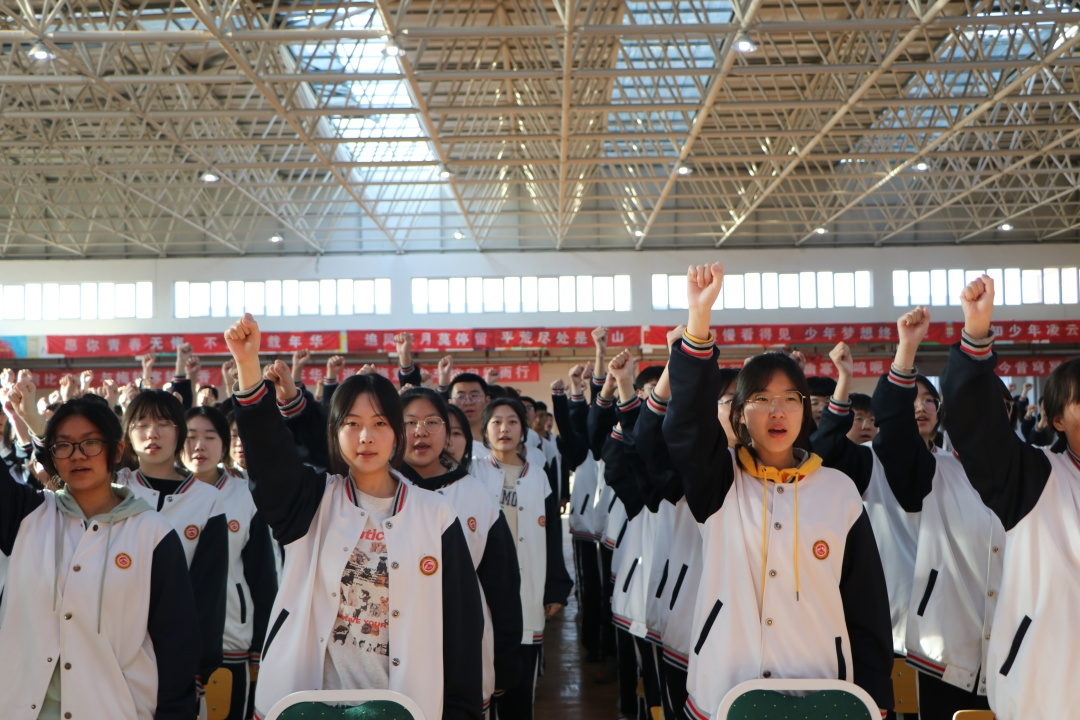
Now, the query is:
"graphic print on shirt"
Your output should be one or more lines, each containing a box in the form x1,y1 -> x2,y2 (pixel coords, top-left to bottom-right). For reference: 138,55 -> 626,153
501,482 -> 518,510
332,528 -> 391,659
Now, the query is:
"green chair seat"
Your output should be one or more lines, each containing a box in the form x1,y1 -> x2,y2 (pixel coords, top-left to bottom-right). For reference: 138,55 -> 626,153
727,689 -> 876,720
276,700 -> 418,720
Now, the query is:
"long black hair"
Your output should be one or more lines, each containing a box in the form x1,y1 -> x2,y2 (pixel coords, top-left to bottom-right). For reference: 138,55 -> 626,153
400,386 -> 456,468
325,373 -> 406,476
446,403 -> 474,469
1043,357 -> 1080,453
185,405 -> 232,467
480,397 -> 529,462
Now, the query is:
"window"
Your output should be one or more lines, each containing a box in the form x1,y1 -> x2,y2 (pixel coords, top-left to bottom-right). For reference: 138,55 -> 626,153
411,275 -> 632,314
174,279 -> 390,318
0,282 -> 152,320
651,271 -> 873,311
892,268 -> 1080,307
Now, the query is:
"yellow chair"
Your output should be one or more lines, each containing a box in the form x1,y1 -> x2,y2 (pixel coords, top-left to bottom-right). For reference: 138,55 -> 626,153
892,658 -> 919,716
205,667 -> 233,720
952,711 -> 995,720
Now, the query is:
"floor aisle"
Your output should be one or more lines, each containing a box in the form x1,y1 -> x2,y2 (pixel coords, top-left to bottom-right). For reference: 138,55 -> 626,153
533,520 -> 621,720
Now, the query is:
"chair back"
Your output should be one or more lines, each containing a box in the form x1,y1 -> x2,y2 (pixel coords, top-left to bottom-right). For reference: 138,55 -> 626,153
892,658 -> 919,715
952,711 -> 995,720
205,667 -> 233,720
717,679 -> 879,720
261,690 -> 428,720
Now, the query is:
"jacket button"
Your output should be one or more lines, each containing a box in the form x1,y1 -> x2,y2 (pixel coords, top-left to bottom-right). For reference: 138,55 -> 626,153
64,613 -> 72,620
343,547 -> 350,552
386,521 -> 393,529
31,706 -> 36,710
992,546 -> 1000,553
762,670 -> 771,678
391,562 -> 400,569
64,663 -> 71,669
987,590 -> 995,597
773,522 -> 781,530
768,570 -> 777,578
73,565 -> 81,572
331,592 -> 337,598
47,658 -> 53,663
519,506 -> 524,511
776,487 -> 784,494
92,525 -> 99,531
392,610 -> 400,617
392,658 -> 401,666
765,618 -> 773,626
65,714 -> 72,719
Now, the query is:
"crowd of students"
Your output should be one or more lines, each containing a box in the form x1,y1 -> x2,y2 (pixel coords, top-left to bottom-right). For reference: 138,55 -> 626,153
0,265 -> 1078,720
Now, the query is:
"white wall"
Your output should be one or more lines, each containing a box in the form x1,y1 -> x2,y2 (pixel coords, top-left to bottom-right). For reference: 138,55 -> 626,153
1,244 -> 1079,336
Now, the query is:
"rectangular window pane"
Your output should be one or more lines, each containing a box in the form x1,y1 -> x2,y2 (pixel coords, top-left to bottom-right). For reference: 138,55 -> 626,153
190,282 -> 211,318
521,277 -> 538,313
986,269 -> 1005,306
908,271 -> 930,306
484,278 -> 504,313
1003,268 -> 1022,306
855,271 -> 872,308
98,283 -> 115,320
297,281 -> 319,315
228,281 -> 246,317
929,269 -> 947,306
778,273 -> 800,308
25,283 -> 42,321
3,285 -> 24,320
210,281 -> 228,318
948,269 -> 966,306
425,279 -> 447,313
246,282 -> 266,316
799,272 -> 817,309
116,284 -> 136,319
174,282 -> 190,319
652,274 -> 668,310
412,278 -> 428,314
761,272 -> 779,310
558,276 -> 576,313
594,276 -> 615,312
448,278 -> 466,313
668,275 -> 688,310
320,279 -> 337,315
723,274 -> 744,309
42,283 -> 60,320
59,284 -> 80,319
135,283 -> 153,319
577,276 -> 593,313
744,273 -> 762,310
336,279 -> 352,315
354,280 -> 375,314
281,280 -> 299,316
538,278 -> 559,312
265,281 -> 282,316
1043,269 -> 1060,305
892,270 -> 908,307
466,277 -> 484,314
835,272 -> 856,307
1021,269 -> 1042,304
1062,267 -> 1078,304
80,283 -> 97,320
373,279 -> 391,314
613,275 -> 632,312
817,271 -> 834,309
504,277 -> 521,313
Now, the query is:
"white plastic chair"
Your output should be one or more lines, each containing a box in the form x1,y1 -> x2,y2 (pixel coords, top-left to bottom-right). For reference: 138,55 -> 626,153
717,678 -> 881,720
261,689 -> 428,720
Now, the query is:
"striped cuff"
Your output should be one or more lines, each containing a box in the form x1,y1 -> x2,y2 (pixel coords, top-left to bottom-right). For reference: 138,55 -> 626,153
323,378 -> 338,386
398,363 -> 415,373
249,652 -> 261,665
437,383 -> 449,392
827,397 -> 852,415
610,427 -> 624,441
617,396 -> 642,413
233,379 -> 269,406
551,387 -> 566,397
960,329 -> 994,359
646,391 -> 669,416
173,373 -> 187,380
596,395 -> 615,408
680,330 -> 715,359
569,393 -> 586,404
888,364 -> 918,388
278,391 -> 306,419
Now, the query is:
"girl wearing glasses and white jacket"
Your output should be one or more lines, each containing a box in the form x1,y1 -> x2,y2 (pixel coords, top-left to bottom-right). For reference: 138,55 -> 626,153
661,263 -> 894,720
1,387 -> 200,720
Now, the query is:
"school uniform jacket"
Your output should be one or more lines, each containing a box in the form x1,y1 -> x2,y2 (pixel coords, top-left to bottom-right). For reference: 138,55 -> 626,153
811,396 -> 921,656
210,472 -> 278,666
942,335 -> 1080,720
115,467 -> 229,684
232,380 -> 483,720
870,370 -> 1004,691
474,454 -> 573,644
664,335 -> 894,719
402,463 -> 523,701
0,473 -> 199,720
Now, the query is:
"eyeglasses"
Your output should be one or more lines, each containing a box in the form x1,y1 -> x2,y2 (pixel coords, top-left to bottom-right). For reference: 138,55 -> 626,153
49,439 -> 106,459
915,397 -> 940,411
452,392 -> 485,403
404,418 -> 446,432
131,421 -> 177,435
746,392 -> 805,410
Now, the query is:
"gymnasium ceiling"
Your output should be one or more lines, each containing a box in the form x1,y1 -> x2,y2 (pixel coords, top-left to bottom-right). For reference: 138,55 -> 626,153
1,0 -> 1079,258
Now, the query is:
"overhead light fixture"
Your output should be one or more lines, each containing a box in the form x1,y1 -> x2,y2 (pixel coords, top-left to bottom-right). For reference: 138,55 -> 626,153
814,227 -> 828,235
733,34 -> 757,53
200,171 -> 220,183
382,41 -> 403,57
269,234 -> 283,243
914,161 -> 929,171
440,168 -> 454,179
999,223 -> 1014,232
453,231 -> 465,240
634,229 -> 645,238
29,43 -> 54,61
676,165 -> 693,176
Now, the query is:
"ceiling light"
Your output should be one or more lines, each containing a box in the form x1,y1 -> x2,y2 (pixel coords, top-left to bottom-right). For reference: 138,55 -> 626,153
440,168 -> 454,179
676,165 -> 693,176
633,229 -> 645,237
914,161 -> 929,171
453,231 -> 465,240
382,42 -> 403,57
733,34 -> 757,53
29,43 -> 54,61
269,234 -> 283,243
200,171 -> 220,183
999,223 -> 1014,232
814,227 -> 828,235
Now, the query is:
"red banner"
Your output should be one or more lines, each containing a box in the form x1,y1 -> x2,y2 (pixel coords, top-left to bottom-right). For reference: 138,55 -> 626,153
347,329 -> 479,352
33,367 -> 224,391
45,332 -> 343,358
992,357 -> 1073,378
298,363 -> 541,385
